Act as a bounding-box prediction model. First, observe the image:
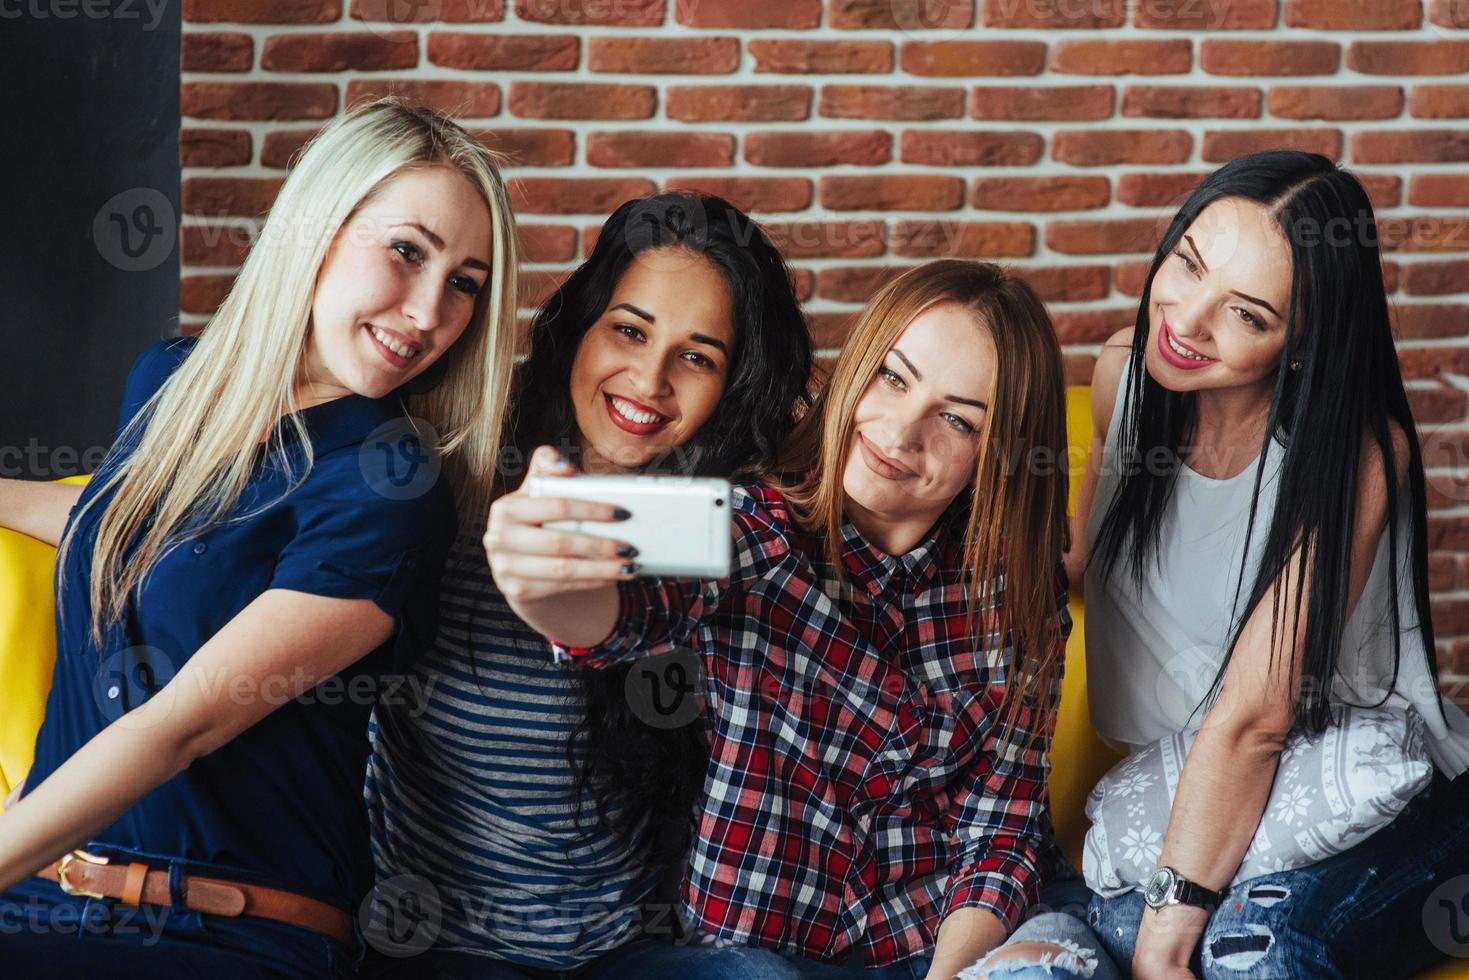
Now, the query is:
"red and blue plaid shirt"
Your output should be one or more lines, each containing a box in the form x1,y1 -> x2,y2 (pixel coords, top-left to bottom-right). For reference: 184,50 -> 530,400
553,484 -> 1069,967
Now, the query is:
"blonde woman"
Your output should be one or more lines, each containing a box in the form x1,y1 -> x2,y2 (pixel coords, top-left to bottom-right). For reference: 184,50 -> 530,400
0,100 -> 517,979
487,260 -> 1072,979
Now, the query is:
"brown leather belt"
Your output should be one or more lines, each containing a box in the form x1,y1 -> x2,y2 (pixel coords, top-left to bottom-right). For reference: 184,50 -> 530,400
37,849 -> 355,946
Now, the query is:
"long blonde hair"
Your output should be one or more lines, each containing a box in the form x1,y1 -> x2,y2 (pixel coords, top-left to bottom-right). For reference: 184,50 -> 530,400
61,99 -> 519,647
775,260 -> 1070,734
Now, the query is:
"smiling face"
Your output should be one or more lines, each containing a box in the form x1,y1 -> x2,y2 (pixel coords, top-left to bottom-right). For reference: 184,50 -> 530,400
568,247 -> 736,473
1145,197 -> 1295,398
301,165 -> 492,406
841,301 -> 994,554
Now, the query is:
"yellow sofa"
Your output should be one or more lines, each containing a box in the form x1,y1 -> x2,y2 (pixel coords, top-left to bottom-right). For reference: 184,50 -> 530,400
0,404 -> 1462,976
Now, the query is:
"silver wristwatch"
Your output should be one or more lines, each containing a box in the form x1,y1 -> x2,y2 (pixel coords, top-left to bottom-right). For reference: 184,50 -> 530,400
1143,866 -> 1222,913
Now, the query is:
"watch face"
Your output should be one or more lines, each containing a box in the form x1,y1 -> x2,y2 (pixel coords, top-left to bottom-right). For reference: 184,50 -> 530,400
1144,868 -> 1174,907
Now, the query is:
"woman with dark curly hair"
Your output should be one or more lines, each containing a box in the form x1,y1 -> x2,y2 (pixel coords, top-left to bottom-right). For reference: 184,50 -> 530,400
364,191 -> 813,978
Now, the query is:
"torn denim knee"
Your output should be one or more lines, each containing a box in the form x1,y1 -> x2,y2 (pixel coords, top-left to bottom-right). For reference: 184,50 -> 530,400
1203,923 -> 1275,972
961,937 -> 1101,979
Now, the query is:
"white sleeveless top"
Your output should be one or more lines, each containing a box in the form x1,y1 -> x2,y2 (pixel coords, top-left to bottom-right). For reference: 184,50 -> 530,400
1084,356 -> 1469,778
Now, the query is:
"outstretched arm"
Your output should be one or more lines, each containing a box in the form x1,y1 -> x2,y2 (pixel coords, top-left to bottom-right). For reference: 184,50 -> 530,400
0,479 -> 86,547
0,588 -> 393,891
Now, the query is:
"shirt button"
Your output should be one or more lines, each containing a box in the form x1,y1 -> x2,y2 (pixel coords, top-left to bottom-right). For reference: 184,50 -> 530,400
107,685 -> 120,700
192,542 -> 208,555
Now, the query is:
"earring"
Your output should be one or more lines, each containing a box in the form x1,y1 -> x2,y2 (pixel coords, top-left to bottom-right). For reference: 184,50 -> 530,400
1289,359 -> 1302,371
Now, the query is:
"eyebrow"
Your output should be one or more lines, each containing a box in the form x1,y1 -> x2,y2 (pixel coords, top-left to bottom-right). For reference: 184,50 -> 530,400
690,333 -> 730,355
892,348 -> 922,381
394,222 -> 490,273
610,302 -> 654,322
1183,234 -> 1210,274
890,349 -> 988,411
610,303 -> 730,355
947,394 -> 988,411
1229,290 -> 1281,318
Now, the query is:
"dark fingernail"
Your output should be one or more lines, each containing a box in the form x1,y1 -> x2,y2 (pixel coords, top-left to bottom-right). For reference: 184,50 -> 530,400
612,508 -> 632,521
616,545 -> 639,558
621,562 -> 640,576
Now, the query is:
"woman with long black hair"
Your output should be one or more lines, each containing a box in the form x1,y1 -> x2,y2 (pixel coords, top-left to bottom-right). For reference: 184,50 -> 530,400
363,191 -> 813,978
969,151 -> 1469,980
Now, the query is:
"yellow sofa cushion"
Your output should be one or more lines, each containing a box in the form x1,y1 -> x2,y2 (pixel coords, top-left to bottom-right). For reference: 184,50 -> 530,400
0,475 -> 88,805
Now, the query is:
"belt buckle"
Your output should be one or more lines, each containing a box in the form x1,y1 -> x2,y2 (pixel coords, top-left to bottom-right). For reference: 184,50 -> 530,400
55,849 -> 110,899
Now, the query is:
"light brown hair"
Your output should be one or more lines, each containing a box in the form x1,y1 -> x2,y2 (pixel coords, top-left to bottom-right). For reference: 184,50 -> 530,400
775,260 -> 1070,734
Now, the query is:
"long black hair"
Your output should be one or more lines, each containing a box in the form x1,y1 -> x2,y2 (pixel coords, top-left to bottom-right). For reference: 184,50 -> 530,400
1091,150 -> 1442,739
501,192 -> 812,866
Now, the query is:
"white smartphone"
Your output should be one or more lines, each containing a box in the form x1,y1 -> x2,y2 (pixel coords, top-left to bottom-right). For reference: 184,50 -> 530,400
526,473 -> 733,579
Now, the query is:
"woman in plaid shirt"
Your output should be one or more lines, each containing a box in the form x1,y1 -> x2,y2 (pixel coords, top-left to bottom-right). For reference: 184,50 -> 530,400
487,260 -> 1073,979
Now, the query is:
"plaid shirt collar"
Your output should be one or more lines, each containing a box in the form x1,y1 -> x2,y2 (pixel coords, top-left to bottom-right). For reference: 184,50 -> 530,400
837,507 -> 958,599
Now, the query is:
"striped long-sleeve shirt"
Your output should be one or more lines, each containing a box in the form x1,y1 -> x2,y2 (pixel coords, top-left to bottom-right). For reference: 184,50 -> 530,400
365,532 -> 661,970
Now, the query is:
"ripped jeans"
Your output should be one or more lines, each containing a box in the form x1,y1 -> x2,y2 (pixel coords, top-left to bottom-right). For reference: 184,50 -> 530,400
967,766 -> 1469,979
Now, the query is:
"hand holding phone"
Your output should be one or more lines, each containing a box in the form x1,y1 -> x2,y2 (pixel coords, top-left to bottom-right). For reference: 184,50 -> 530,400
527,473 -> 732,579
484,448 -> 639,606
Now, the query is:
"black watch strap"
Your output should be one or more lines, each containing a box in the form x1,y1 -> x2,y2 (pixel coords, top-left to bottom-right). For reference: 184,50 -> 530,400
1174,876 -> 1222,912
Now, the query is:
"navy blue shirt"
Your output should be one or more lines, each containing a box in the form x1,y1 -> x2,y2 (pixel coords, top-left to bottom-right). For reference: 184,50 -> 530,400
23,337 -> 456,912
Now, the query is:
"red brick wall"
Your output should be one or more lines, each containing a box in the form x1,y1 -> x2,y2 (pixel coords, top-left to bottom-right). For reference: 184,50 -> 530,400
180,0 -> 1469,704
